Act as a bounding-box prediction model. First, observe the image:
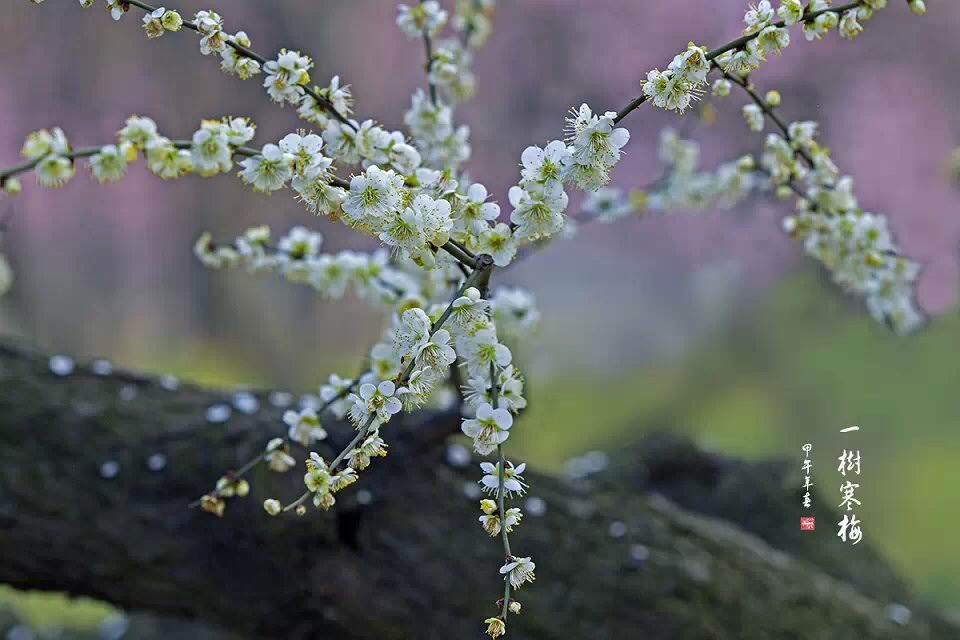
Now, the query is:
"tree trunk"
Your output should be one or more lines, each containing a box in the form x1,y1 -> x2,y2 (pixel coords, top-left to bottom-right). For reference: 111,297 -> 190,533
0,337 -> 956,639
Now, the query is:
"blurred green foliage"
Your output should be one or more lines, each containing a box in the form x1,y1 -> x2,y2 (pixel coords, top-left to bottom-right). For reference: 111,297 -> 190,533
513,270 -> 960,608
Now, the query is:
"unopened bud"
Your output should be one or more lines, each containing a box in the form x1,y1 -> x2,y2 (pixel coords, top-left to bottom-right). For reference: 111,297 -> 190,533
263,499 -> 281,516
2,177 -> 22,195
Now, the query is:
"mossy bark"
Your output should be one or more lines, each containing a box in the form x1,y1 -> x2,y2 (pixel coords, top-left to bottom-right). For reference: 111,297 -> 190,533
0,337 -> 956,639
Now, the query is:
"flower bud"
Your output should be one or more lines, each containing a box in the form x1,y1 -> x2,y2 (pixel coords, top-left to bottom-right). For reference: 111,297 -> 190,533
263,499 -> 281,516
764,90 -> 781,107
295,505 -> 307,516
711,78 -> 732,97
736,155 -> 755,172
2,177 -> 22,195
235,479 -> 250,497
909,0 -> 926,15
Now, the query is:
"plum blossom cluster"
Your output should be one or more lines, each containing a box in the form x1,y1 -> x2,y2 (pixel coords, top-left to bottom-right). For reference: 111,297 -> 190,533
3,0 -> 930,635
710,75 -> 923,333
498,105 -> 632,249
193,225 -> 430,306
643,0 -> 898,118
645,128 -> 756,213
566,128 -> 754,239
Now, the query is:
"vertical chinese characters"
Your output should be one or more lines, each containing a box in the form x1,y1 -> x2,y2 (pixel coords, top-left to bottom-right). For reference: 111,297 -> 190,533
837,429 -> 863,545
801,443 -> 813,509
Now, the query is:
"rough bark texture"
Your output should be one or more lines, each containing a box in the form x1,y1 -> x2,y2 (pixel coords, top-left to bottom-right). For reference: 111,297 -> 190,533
1,336 -> 957,639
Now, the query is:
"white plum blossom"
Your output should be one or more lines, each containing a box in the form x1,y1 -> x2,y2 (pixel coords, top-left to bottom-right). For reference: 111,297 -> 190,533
194,10 -> 227,55
461,402 -> 513,455
380,201 -> 428,253
146,137 -> 192,179
298,76 -> 353,126
279,132 -> 327,175
804,7 -> 839,41
397,2 -> 448,39
491,288 -> 540,338
668,42 -> 710,84
283,408 -> 327,447
405,88 -> 453,140
743,1 -> 775,34
190,127 -> 232,175
752,25 -> 790,57
142,8 -> 167,39
21,127 -> 69,160
645,65 -> 706,115
322,120 -> 361,164
520,141 -> 571,189
500,557 -> 536,590
712,78 -> 733,97
455,182 -> 500,236
495,365 -> 528,414
742,104 -> 765,132
778,0 -> 805,25
414,193 -> 453,247
118,116 -> 159,149
349,381 -> 403,428
342,165 -> 404,227
476,223 -> 516,267
35,154 -> 74,188
319,374 -> 355,419
509,183 -> 568,241
457,328 -> 512,379
89,144 -> 131,183
480,461 -> 528,497
263,50 -> 312,104
239,143 -> 293,192
219,116 -> 256,147
582,187 -> 634,223
479,502 -> 522,537
106,0 -> 127,20
448,287 -> 489,332
160,8 -> 183,31
347,431 -> 389,470
262,439 -> 294,473
394,307 -> 433,359
429,39 -> 475,102
414,329 -> 457,370
564,104 -> 630,188
277,226 -> 323,260
839,11 -> 864,40
221,32 -> 261,79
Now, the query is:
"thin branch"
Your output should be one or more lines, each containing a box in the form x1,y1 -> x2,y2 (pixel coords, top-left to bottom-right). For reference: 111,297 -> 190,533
612,0 -> 864,124
124,0 -> 355,130
419,0 -> 440,106
491,362 -> 513,623
0,138 -> 351,189
712,62 -> 818,170
189,374 -> 363,508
